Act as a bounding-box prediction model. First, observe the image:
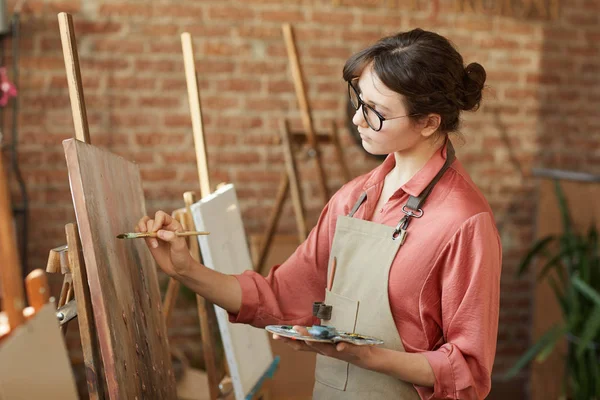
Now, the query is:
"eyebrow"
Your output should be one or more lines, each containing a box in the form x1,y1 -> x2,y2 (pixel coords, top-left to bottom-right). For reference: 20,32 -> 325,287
356,82 -> 392,113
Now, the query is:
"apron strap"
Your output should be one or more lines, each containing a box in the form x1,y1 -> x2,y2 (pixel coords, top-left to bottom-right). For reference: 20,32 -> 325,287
405,140 -> 456,212
393,140 -> 456,242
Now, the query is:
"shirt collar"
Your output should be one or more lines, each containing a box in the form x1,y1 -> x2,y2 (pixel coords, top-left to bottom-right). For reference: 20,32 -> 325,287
362,139 -> 451,197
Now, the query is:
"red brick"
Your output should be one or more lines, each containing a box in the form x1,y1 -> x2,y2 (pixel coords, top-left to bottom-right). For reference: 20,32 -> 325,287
204,42 -> 252,57
504,89 -> 538,101
21,56 -> 64,70
108,77 -> 157,90
138,96 -> 181,108
135,59 -> 178,73
360,14 -> 401,26
205,134 -> 238,146
139,24 -> 180,36
183,25 -> 232,37
216,79 -> 261,92
477,37 -> 521,50
237,25 -> 281,39
308,45 -> 351,59
135,133 -> 187,146
266,43 -> 287,57
140,168 -> 178,182
75,21 -> 123,35
86,95 -> 132,108
98,4 -> 153,17
526,73 -> 562,85
110,113 -> 160,127
238,61 -> 287,75
201,96 -> 240,110
93,39 -> 146,54
567,12 -> 599,27
261,10 -> 306,22
211,151 -> 261,164
81,58 -> 130,71
164,114 -> 193,128
196,61 -> 236,74
208,5 -> 255,20
152,4 -> 203,18
244,96 -> 288,111
311,10 -> 355,25
161,152 -> 197,164
267,80 -> 294,93
341,30 -> 384,43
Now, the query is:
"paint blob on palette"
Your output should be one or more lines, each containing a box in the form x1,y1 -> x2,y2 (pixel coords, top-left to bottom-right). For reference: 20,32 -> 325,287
265,325 -> 384,346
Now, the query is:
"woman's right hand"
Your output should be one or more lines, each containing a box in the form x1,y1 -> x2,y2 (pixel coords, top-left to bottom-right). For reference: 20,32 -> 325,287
136,211 -> 194,277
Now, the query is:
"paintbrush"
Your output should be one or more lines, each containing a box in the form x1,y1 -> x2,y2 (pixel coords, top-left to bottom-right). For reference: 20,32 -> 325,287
116,231 -> 210,239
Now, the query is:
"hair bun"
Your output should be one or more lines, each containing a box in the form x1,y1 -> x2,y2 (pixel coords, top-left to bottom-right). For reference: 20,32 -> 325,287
461,62 -> 486,111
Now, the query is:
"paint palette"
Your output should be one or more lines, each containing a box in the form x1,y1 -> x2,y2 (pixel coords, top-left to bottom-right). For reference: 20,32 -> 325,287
265,325 -> 384,346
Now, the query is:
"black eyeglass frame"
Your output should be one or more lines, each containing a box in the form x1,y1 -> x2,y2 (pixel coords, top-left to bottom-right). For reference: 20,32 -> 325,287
347,80 -> 418,132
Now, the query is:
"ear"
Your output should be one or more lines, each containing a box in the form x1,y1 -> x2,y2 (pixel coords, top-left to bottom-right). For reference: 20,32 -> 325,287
419,114 -> 441,138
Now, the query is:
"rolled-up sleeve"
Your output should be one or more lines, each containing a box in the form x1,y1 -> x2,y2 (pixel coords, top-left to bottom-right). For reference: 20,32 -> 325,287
418,212 -> 502,400
228,194 -> 339,328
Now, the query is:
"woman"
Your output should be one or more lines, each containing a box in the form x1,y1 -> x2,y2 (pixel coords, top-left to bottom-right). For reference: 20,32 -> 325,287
137,28 -> 502,399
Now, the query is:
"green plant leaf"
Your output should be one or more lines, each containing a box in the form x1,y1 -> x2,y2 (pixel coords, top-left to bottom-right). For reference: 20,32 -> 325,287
536,325 -> 568,362
573,276 -> 600,306
505,325 -> 565,379
548,275 -> 568,315
536,243 -> 587,282
554,179 -> 573,236
576,304 -> 600,358
517,235 -> 556,276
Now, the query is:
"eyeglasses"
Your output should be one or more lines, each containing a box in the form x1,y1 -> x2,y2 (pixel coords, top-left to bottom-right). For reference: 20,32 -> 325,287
348,80 -> 416,132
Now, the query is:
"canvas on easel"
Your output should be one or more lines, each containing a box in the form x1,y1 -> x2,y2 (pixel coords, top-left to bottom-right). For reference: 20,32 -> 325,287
191,184 -> 276,400
63,139 -> 178,399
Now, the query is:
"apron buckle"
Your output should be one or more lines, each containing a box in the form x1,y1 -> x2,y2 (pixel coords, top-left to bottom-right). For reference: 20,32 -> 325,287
401,205 -> 423,218
312,301 -> 332,320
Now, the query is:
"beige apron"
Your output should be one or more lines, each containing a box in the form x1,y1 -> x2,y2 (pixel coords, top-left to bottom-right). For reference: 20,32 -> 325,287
313,143 -> 455,399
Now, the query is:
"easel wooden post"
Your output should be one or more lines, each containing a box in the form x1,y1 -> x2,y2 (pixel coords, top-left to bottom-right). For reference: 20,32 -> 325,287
54,12 -> 179,399
39,12 -> 107,399
162,32 -> 276,400
161,32 -> 226,400
253,23 -> 351,274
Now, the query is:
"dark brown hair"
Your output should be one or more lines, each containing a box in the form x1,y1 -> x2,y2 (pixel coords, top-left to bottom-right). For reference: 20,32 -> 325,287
343,28 -> 486,133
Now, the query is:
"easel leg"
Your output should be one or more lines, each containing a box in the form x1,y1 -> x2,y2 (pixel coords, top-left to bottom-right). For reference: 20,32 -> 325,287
329,120 -> 351,182
254,172 -> 289,274
281,120 -> 308,242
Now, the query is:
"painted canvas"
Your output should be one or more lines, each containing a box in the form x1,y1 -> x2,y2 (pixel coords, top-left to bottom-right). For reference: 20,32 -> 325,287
63,139 -> 177,399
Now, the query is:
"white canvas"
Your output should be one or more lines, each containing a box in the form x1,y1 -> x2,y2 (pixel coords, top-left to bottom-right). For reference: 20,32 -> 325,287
191,183 -> 274,400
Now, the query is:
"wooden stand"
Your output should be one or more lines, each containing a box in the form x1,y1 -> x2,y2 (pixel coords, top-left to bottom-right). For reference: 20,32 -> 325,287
162,32 -> 275,400
253,24 -> 351,275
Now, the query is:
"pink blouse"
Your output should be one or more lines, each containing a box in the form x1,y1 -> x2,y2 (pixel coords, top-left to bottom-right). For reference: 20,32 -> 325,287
230,142 -> 502,399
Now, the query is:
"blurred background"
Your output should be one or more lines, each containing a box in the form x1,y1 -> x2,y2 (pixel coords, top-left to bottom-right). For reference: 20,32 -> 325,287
1,0 -> 599,399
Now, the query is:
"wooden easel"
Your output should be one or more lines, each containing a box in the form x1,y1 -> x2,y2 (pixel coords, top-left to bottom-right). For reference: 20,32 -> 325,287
43,12 -> 180,399
253,23 -> 351,274
162,32 -> 274,400
41,12 -> 106,400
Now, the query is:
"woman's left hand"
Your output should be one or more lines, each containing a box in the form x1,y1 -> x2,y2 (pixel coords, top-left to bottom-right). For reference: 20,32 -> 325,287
272,326 -> 376,370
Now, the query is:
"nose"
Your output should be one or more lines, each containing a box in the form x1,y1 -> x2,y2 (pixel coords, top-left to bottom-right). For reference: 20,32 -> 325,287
352,106 -> 368,128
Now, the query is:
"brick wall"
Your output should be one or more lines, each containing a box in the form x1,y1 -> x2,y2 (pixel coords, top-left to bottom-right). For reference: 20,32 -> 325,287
4,0 -> 599,397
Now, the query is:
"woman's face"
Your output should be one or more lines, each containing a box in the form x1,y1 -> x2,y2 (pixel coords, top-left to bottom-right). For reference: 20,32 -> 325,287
352,64 -> 427,156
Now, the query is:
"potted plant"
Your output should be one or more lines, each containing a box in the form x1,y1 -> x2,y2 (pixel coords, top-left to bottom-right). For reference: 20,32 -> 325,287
506,180 -> 600,400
